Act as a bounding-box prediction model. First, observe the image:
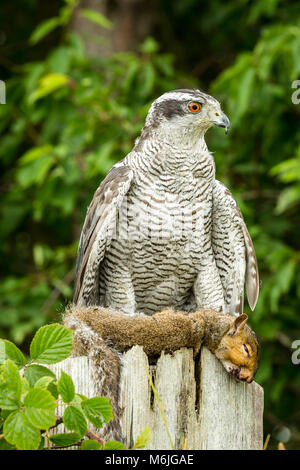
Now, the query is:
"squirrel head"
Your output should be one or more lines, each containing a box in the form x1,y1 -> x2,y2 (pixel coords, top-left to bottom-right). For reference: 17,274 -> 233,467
214,314 -> 260,383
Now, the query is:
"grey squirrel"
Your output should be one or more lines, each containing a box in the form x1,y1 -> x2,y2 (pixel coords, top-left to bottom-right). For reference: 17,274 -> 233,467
63,305 -> 260,442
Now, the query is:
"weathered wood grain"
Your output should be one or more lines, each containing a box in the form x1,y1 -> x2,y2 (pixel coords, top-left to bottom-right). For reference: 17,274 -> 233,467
50,346 -> 264,450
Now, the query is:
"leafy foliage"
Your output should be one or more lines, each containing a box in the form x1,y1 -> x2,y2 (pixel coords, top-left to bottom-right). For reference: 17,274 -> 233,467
0,323 -> 150,450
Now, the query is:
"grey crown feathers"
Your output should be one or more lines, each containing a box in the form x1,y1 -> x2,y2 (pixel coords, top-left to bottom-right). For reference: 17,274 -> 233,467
73,89 -> 259,317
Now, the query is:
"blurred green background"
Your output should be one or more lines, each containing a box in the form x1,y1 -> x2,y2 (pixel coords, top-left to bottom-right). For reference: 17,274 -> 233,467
1,0 -> 300,449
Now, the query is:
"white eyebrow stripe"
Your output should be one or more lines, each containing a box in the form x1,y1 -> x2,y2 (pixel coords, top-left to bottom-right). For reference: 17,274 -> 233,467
155,91 -> 220,108
156,92 -> 198,102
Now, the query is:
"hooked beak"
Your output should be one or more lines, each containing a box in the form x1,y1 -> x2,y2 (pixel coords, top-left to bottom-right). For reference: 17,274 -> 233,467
213,112 -> 230,134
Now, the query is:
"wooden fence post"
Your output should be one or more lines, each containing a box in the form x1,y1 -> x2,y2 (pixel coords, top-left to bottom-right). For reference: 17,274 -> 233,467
50,346 -> 264,450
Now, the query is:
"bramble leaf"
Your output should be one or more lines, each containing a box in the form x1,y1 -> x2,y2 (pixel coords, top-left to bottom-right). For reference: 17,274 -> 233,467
81,439 -> 101,450
64,405 -> 87,438
57,370 -> 75,403
0,359 -> 22,410
49,432 -> 81,447
23,387 -> 57,429
34,376 -> 55,389
0,339 -> 26,369
30,323 -> 73,364
4,410 -> 41,450
104,440 -> 126,450
24,364 -> 56,387
81,397 -> 113,428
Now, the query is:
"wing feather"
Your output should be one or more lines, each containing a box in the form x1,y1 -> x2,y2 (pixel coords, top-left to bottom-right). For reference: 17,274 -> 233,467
211,180 -> 259,315
73,165 -> 134,305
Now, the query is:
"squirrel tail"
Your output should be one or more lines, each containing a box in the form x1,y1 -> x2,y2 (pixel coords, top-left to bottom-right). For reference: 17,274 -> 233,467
64,314 -> 123,442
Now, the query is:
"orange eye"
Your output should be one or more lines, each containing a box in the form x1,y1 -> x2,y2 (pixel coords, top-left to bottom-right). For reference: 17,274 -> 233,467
188,102 -> 201,113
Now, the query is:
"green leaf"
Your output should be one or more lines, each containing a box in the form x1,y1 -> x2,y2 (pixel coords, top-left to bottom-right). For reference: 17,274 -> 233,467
57,370 -> 75,403
63,405 -> 87,438
275,185 -> 300,214
133,426 -> 151,449
23,387 -> 57,429
79,9 -> 112,29
30,323 -> 73,364
235,68 -> 255,121
104,440 -> 126,450
30,73 -> 70,102
19,145 -> 53,165
140,37 -> 159,54
17,154 -> 55,188
0,339 -> 26,369
47,381 -> 59,400
34,376 -> 55,389
21,377 -> 30,396
4,410 -> 41,450
73,393 -> 88,404
81,439 -> 101,450
0,409 -> 13,419
48,47 -> 71,74
49,432 -> 81,447
24,364 -> 56,387
0,359 -> 22,410
81,397 -> 113,428
0,341 -> 4,364
30,17 -> 62,44
38,436 -> 45,450
0,438 -> 16,450
281,260 -> 297,293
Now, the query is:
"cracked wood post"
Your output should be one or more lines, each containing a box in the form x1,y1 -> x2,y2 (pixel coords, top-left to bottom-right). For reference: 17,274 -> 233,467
49,346 -> 264,450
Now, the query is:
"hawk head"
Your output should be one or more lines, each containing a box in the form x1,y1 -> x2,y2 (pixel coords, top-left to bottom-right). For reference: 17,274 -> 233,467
144,89 -> 230,139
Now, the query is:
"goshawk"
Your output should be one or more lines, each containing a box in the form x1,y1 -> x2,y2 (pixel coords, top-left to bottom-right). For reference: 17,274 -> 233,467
73,89 -> 259,316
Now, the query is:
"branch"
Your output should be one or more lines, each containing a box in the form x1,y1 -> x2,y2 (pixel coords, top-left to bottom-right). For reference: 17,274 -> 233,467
86,429 -> 105,447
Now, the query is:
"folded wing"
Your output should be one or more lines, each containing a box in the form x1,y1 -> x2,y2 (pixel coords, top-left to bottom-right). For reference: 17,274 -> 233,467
211,180 -> 259,315
73,165 -> 134,305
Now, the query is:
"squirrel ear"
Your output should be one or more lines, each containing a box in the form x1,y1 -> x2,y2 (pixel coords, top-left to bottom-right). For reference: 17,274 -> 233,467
228,313 -> 248,335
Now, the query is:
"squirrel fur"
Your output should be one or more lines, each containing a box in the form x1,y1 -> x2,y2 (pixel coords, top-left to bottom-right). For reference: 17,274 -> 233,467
63,306 -> 260,442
